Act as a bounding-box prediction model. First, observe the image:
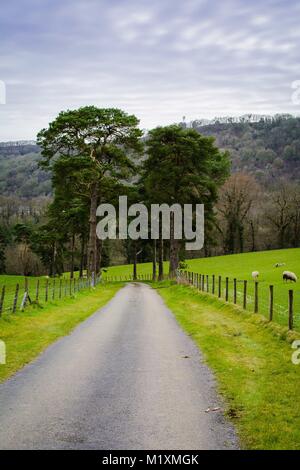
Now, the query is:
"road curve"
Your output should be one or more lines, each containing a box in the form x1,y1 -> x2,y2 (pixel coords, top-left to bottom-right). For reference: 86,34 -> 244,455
0,283 -> 238,450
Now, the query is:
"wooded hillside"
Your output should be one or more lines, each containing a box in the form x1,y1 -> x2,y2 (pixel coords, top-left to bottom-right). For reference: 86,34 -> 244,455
1,115 -> 300,198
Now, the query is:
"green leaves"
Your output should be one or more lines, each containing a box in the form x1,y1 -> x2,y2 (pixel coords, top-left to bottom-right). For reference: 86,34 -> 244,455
142,124 -> 230,206
37,106 -> 143,166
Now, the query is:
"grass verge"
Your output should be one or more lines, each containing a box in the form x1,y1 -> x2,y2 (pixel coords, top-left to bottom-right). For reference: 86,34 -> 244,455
156,281 -> 300,450
0,282 -> 122,383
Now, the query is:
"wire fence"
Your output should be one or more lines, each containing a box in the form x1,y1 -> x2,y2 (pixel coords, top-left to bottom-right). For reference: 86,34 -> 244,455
2,270 -> 298,333
178,271 -> 300,332
0,274 -> 102,317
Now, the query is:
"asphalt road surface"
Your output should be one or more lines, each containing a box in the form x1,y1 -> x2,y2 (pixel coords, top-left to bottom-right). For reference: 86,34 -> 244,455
0,283 -> 238,450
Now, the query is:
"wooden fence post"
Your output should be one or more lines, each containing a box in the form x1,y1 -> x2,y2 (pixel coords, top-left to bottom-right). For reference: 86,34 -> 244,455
52,279 -> 55,300
233,278 -> 237,304
212,275 -> 215,295
225,277 -> 229,301
59,279 -> 62,299
269,285 -> 273,321
243,280 -> 247,310
289,290 -> 294,330
218,276 -> 221,298
36,280 -> 39,302
206,275 -> 209,292
12,284 -> 19,313
254,281 -> 258,313
0,286 -> 5,317
201,275 -> 205,291
45,279 -> 49,302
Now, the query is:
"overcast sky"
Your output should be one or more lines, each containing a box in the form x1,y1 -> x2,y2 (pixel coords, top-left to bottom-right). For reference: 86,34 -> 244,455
0,0 -> 300,140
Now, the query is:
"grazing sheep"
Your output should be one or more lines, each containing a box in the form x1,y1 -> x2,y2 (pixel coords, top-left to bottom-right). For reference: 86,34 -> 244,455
283,271 -> 297,282
252,271 -> 259,280
274,262 -> 285,268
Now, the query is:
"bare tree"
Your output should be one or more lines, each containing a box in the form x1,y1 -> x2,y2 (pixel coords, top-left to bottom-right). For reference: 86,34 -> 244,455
217,173 -> 260,254
266,185 -> 294,248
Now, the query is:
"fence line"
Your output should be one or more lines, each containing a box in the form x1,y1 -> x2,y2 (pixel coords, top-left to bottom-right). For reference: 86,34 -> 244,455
0,272 -> 161,315
102,271 -> 298,333
178,270 -> 298,332
3,271 -> 298,332
0,274 -> 102,316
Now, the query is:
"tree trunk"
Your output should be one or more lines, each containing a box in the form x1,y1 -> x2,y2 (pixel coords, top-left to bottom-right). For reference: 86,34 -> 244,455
70,233 -> 75,279
49,242 -> 56,277
169,212 -> 180,278
79,234 -> 85,278
96,238 -> 102,273
152,239 -> 157,281
238,224 -> 244,253
87,184 -> 98,282
279,227 -> 286,249
158,225 -> 164,281
250,220 -> 256,252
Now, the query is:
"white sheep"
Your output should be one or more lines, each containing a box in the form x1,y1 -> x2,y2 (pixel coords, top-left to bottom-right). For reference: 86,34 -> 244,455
274,262 -> 285,267
252,271 -> 259,280
283,271 -> 297,282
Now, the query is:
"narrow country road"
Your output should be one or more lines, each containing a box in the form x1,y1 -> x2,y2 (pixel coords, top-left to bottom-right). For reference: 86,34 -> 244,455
0,283 -> 238,450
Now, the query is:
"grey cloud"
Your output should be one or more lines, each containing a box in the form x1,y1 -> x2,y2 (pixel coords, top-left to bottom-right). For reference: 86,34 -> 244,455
0,0 -> 299,140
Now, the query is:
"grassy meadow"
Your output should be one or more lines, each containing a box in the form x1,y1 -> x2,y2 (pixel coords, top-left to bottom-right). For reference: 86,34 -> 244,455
188,248 -> 300,331
104,248 -> 300,331
156,281 -> 300,450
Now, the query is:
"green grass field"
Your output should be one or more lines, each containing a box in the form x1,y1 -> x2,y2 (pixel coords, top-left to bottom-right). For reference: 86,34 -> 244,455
1,247 -> 299,329
104,248 -> 300,331
187,248 -> 300,331
157,281 -> 300,450
102,262 -> 167,279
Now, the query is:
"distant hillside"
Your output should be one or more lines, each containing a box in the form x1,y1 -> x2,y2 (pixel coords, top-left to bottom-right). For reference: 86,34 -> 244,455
192,114 -> 300,185
1,115 -> 300,198
0,142 -> 51,198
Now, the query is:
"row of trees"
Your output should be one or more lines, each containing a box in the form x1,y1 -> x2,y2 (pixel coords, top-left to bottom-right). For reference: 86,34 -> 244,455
213,175 -> 300,256
1,107 -> 299,277
32,106 -> 229,279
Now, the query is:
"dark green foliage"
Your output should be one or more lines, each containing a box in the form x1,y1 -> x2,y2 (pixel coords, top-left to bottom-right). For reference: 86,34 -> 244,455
142,125 -> 230,274
13,223 -> 32,243
0,225 -> 10,273
30,224 -> 65,276
37,106 -> 143,275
